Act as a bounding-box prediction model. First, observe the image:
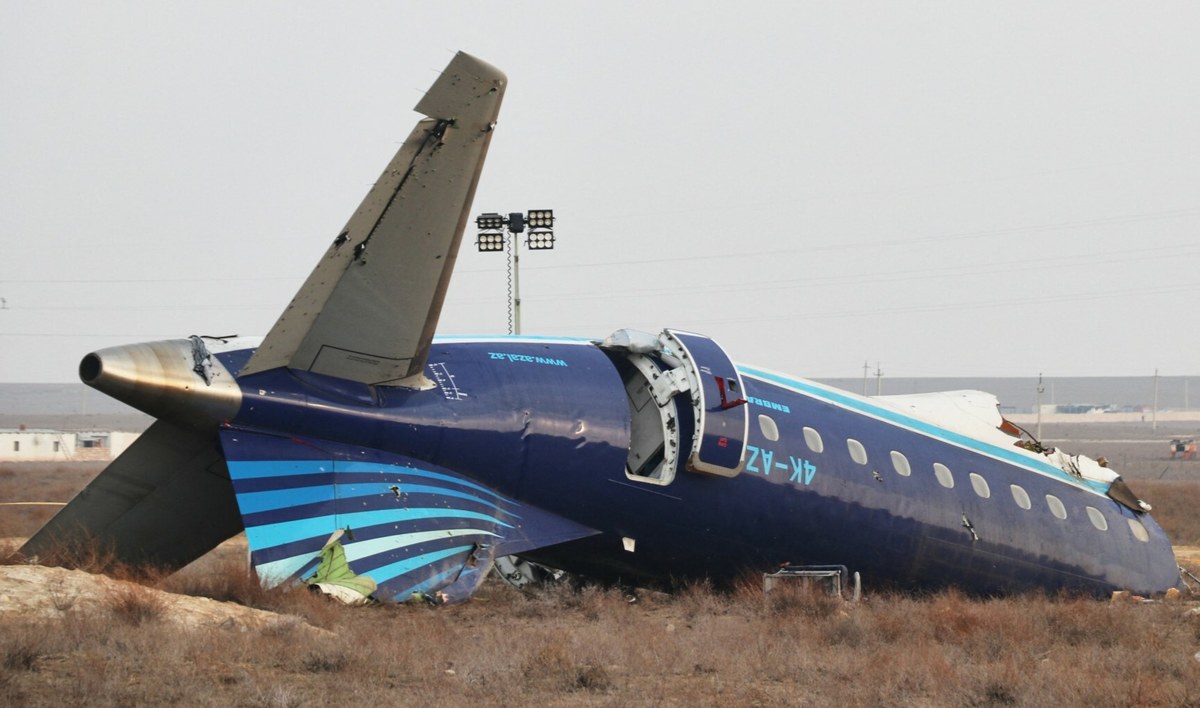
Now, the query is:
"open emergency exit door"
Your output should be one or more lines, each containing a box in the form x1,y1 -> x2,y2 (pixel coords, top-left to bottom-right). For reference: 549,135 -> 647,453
661,329 -> 749,477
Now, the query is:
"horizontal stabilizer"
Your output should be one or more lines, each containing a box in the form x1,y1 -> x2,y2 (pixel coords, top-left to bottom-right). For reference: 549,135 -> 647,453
220,429 -> 597,602
20,420 -> 243,570
240,52 -> 507,387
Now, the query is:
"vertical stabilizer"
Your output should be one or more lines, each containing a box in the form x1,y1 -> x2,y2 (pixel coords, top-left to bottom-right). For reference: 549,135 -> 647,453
240,52 -> 507,386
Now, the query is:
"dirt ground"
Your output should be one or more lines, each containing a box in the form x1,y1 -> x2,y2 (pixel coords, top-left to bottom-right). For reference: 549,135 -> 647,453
1036,421 -> 1200,480
3,422 -> 1200,706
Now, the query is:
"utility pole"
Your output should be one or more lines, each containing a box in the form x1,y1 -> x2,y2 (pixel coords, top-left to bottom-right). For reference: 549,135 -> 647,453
1152,368 -> 1159,431
862,361 -> 869,395
511,243 -> 522,334
874,362 -> 883,396
1036,373 -> 1044,441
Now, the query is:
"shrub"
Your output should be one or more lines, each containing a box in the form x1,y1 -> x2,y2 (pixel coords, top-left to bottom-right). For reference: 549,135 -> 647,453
1,626 -> 46,672
104,584 -> 167,626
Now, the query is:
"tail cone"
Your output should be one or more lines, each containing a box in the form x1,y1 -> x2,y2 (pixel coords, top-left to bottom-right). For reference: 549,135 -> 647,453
80,338 -> 241,429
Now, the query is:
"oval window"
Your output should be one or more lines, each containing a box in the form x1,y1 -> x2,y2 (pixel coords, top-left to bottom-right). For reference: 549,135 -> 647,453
1045,494 -> 1067,519
847,439 -> 868,465
890,451 -> 911,477
758,414 -> 779,442
1127,518 -> 1150,543
1010,484 -> 1031,510
1086,506 -> 1108,531
933,463 -> 954,489
969,473 -> 991,499
803,426 -> 824,454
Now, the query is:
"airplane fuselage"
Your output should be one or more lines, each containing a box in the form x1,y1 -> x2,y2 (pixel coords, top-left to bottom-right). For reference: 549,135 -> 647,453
217,335 -> 1181,598
25,53 -> 1182,604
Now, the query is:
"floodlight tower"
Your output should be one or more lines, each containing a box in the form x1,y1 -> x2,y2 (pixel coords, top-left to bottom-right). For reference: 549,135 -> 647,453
475,209 -> 556,335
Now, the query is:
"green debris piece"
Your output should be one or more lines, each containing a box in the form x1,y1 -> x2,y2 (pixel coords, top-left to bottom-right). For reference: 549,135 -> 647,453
306,536 -> 377,601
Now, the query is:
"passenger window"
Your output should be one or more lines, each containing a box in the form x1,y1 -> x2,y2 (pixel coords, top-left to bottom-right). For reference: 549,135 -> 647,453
890,451 -> 911,477
933,463 -> 954,489
1086,506 -> 1108,531
1010,485 -> 1031,510
847,439 -> 868,465
1044,494 -> 1067,519
757,414 -> 779,442
803,427 -> 824,454
1127,518 -> 1149,542
969,473 -> 990,499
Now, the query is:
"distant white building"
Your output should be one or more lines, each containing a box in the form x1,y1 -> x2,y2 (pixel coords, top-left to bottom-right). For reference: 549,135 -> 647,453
0,427 -> 139,462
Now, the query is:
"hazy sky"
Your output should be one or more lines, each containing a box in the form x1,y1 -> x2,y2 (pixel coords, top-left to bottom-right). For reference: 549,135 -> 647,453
2,2 -> 1198,383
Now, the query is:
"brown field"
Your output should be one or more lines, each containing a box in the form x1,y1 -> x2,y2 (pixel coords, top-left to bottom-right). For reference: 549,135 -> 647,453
2,422 -> 1200,706
2,560 -> 1199,707
0,462 -> 103,538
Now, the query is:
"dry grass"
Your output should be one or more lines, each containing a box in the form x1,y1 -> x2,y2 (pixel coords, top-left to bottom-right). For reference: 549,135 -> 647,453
0,462 -> 101,538
3,460 -> 1200,705
1130,479 -> 1200,546
3,569 -> 1199,706
103,582 -> 168,627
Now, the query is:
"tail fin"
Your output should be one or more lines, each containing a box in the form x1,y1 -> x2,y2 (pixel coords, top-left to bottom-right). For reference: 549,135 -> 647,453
240,52 -> 507,387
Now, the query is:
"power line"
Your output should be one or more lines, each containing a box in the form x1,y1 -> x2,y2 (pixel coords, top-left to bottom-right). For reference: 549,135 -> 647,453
4,206 -> 1196,285
529,280 -> 1200,332
512,206 -> 1200,272
482,240 -> 1200,306
9,305 -> 280,312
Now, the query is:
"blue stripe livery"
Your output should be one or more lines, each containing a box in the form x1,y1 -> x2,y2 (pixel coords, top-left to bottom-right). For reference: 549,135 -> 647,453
219,428 -> 598,599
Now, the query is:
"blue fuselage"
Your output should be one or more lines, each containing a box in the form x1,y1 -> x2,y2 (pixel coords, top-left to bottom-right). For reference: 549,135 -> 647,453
218,336 -> 1181,596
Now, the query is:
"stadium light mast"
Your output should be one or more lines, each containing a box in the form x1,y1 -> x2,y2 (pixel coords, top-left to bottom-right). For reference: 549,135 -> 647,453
475,210 -> 556,335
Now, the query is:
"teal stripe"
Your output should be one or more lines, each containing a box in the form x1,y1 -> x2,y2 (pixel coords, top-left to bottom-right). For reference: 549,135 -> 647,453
346,529 -> 499,564
235,483 -> 504,515
236,485 -> 334,514
254,528 -> 499,584
228,459 -> 329,480
227,460 -> 509,502
337,463 -> 510,502
367,545 -> 473,587
740,366 -> 1107,495
254,554 -> 315,586
244,507 -> 511,553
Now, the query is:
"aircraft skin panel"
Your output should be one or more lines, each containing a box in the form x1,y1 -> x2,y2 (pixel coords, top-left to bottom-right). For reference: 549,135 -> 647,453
219,338 -> 1186,596
219,428 -> 598,601
727,371 -> 1178,593
240,52 -> 507,386
226,336 -> 633,503
738,365 -> 1112,494
664,329 -> 749,476
874,389 -> 1008,441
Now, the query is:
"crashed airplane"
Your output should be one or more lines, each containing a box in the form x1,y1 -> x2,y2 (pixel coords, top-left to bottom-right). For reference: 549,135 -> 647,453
23,52 -> 1184,603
